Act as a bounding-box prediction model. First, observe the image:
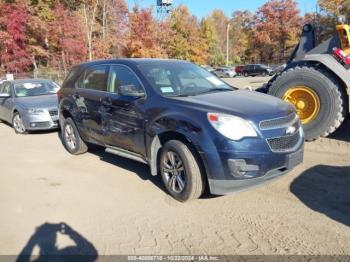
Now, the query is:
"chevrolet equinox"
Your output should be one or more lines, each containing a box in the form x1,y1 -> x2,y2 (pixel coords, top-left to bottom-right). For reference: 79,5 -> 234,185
58,59 -> 304,202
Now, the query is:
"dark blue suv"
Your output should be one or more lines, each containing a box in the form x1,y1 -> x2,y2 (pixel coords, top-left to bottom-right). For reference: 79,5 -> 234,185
58,59 -> 304,202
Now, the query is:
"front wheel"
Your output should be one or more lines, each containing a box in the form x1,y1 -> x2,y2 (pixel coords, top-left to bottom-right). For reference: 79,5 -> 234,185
12,113 -> 27,134
160,140 -> 205,202
61,117 -> 88,155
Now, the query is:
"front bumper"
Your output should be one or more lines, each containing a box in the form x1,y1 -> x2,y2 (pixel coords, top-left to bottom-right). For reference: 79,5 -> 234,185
201,125 -> 304,195
22,109 -> 59,131
208,148 -> 303,195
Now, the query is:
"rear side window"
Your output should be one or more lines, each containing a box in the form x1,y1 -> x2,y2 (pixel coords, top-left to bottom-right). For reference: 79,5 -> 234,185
109,65 -> 144,95
81,65 -> 109,92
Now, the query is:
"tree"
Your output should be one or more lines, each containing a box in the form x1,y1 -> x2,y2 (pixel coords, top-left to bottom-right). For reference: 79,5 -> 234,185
253,0 -> 302,64
207,9 -> 228,58
0,0 -> 32,73
82,0 -> 100,61
318,0 -> 350,16
167,5 -> 207,64
200,17 -> 223,66
49,2 -> 87,74
126,6 -> 166,58
230,11 -> 254,63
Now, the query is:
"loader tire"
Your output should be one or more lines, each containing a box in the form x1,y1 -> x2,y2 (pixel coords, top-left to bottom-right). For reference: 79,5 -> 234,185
268,65 -> 347,141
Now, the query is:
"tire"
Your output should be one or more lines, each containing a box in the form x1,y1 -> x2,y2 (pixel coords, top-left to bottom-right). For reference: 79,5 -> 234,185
12,112 -> 27,134
268,65 -> 347,141
160,140 -> 205,202
262,72 -> 267,77
244,72 -> 249,77
61,117 -> 88,155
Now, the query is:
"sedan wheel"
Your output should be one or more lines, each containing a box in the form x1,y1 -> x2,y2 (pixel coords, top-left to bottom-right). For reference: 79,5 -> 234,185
13,113 -> 26,134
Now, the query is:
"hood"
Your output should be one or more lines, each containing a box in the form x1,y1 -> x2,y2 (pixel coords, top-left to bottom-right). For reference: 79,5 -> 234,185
170,90 -> 294,122
15,94 -> 58,109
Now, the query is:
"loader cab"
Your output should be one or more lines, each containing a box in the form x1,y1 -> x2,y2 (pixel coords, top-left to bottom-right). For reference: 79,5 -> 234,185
336,24 -> 350,55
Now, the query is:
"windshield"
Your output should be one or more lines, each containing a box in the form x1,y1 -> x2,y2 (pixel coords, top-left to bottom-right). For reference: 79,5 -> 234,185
138,62 -> 234,97
14,81 -> 58,97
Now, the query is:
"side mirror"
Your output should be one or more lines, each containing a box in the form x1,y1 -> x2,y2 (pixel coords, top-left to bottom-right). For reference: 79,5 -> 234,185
119,85 -> 145,98
0,93 -> 10,98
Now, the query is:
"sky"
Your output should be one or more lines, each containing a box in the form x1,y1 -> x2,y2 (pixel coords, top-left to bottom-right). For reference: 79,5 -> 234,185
126,0 -> 318,18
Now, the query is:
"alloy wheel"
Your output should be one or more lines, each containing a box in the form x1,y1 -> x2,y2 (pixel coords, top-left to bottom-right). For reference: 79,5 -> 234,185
13,114 -> 26,133
162,151 -> 186,194
64,124 -> 77,150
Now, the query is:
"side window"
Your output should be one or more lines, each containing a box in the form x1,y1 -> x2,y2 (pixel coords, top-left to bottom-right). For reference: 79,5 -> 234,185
1,83 -> 11,95
81,65 -> 109,92
109,65 -> 144,95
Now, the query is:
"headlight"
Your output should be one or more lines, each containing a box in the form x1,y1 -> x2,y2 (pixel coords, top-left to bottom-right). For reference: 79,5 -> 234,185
27,108 -> 45,115
207,113 -> 258,141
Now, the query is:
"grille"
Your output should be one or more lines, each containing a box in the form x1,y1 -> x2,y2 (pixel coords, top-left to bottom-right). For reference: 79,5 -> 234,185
49,110 -> 58,116
267,130 -> 301,153
31,122 -> 51,128
260,113 -> 297,130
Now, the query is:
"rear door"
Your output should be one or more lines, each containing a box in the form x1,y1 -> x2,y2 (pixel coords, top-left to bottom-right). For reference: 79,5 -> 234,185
102,65 -> 146,155
74,64 -> 110,144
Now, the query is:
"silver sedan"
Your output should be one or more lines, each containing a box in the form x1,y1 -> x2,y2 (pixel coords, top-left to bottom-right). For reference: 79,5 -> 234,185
0,79 -> 60,134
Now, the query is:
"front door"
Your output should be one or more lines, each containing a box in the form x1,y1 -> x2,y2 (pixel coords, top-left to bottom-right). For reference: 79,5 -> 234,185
102,65 -> 146,156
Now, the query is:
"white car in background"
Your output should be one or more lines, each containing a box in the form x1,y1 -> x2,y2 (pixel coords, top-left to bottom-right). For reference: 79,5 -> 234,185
213,67 -> 237,78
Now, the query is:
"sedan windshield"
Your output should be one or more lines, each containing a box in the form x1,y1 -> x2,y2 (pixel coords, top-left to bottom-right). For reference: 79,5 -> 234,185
14,81 -> 58,97
138,62 -> 234,97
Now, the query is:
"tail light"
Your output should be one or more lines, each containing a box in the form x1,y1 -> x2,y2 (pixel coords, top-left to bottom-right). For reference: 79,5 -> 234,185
333,48 -> 350,68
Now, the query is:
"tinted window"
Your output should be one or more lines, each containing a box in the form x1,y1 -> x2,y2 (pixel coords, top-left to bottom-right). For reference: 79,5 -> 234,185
109,65 -> 144,95
81,65 -> 109,92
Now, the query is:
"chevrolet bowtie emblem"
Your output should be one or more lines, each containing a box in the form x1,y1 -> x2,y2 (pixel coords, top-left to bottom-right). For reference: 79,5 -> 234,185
286,126 -> 297,135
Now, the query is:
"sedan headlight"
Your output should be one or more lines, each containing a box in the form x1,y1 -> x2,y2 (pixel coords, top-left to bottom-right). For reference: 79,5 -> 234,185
207,113 -> 258,141
27,108 -> 45,115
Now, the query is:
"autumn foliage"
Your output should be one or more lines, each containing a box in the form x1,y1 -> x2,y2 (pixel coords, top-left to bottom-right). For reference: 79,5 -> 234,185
0,0 -> 337,76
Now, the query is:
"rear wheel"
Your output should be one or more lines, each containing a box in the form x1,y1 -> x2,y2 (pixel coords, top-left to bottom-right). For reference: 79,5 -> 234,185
268,66 -> 347,141
62,117 -> 88,155
12,113 -> 27,134
160,140 -> 204,202
244,72 -> 249,77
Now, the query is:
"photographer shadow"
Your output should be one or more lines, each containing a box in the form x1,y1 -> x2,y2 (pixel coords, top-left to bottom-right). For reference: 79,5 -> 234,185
16,223 -> 98,262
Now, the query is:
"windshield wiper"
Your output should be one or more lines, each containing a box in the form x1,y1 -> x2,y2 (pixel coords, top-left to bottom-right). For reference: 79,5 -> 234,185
190,88 -> 233,96
168,88 -> 233,98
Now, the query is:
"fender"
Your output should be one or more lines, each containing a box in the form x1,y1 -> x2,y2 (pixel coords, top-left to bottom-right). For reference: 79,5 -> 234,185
146,114 -> 208,177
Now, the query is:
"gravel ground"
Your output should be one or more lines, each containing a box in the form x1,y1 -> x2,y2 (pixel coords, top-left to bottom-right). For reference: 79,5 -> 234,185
0,77 -> 349,257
